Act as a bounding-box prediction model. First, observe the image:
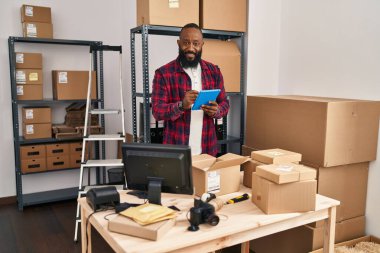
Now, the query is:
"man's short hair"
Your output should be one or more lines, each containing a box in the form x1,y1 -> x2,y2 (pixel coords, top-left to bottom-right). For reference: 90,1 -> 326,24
180,23 -> 203,38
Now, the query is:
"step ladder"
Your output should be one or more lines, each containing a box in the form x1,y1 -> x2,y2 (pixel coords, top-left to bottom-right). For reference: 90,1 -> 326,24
74,44 -> 125,242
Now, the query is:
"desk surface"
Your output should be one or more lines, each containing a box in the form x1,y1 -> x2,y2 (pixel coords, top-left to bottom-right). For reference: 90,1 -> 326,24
79,184 -> 340,253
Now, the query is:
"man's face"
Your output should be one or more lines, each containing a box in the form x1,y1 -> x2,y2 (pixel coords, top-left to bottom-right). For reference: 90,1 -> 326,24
177,27 -> 204,68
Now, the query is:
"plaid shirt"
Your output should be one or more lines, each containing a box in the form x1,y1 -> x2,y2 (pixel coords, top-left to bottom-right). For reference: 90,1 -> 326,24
152,57 -> 229,156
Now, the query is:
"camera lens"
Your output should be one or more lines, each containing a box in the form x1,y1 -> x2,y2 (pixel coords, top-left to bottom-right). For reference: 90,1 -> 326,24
206,214 -> 220,226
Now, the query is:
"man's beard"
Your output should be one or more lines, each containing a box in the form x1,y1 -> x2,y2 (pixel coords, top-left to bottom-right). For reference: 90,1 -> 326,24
178,48 -> 202,68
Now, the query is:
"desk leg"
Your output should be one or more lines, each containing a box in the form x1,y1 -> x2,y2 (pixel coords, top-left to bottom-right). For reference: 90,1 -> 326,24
81,206 -> 92,253
323,206 -> 336,253
241,241 -> 250,253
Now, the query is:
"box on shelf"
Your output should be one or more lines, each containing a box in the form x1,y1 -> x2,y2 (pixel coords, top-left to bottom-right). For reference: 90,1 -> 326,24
256,163 -> 316,184
251,172 -> 317,214
311,235 -> 380,253
252,148 -> 302,165
15,52 -> 42,69
22,123 -> 52,139
69,153 -> 82,168
16,84 -> 43,100
137,0 -> 199,27
46,155 -> 70,171
21,158 -> 47,173
192,153 -> 249,196
21,5 -> 52,23
20,144 -> 46,160
245,95 -> 380,167
46,143 -> 69,157
22,22 -> 53,38
52,71 -> 97,100
16,69 -> 43,85
242,159 -> 263,188
22,107 -> 51,124
202,39 -> 241,93
200,0 -> 247,32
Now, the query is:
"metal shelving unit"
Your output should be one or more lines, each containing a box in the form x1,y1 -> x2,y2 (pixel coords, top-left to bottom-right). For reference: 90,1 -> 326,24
130,25 -> 245,152
8,36 -> 105,210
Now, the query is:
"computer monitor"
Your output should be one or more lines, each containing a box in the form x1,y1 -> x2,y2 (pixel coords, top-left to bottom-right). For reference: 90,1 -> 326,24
122,143 -> 193,204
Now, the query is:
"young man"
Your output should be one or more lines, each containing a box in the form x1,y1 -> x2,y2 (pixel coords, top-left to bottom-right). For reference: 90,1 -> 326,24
151,23 -> 229,156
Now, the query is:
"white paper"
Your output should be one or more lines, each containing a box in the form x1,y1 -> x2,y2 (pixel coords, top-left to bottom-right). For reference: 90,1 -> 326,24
26,23 -> 37,37
16,70 -> 26,84
275,165 -> 294,172
58,72 -> 68,83
26,125 -> 34,134
25,109 -> 34,119
16,53 -> 24,64
25,6 -> 34,16
267,151 -> 284,157
169,0 -> 179,8
207,170 -> 221,193
17,86 -> 24,95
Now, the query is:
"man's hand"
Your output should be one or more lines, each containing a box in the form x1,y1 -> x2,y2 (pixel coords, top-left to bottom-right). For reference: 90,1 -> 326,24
183,90 -> 199,110
202,101 -> 218,117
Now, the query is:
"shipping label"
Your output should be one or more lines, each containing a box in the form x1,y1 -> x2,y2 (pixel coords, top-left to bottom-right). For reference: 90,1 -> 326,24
17,86 -> 24,95
16,70 -> 26,84
16,53 -> 24,64
207,170 -> 221,193
25,109 -> 34,119
169,0 -> 179,8
25,6 -> 34,16
26,23 -> 37,37
29,72 -> 39,82
26,125 -> 34,134
58,72 -> 68,83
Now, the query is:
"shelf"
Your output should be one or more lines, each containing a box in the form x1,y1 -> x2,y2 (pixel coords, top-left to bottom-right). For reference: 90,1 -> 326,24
217,135 -> 241,145
9,36 -> 100,46
21,167 -> 80,175
14,98 -> 102,105
22,187 -> 78,208
134,92 -> 243,98
18,136 -> 83,145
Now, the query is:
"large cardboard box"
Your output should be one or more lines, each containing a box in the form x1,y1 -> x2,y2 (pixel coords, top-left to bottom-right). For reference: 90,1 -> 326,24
200,0 -> 247,32
52,71 -> 97,100
256,163 -> 316,184
16,84 -> 43,100
22,123 -> 52,139
311,235 -> 380,253
21,158 -> 47,173
20,145 -> 46,160
22,107 -> 51,124
242,159 -> 263,188
46,156 -> 70,171
250,216 -> 366,253
16,69 -> 43,85
21,5 -> 52,23
252,172 -> 317,214
137,0 -> 198,27
245,95 -> 380,167
15,52 -> 42,69
252,148 -> 302,164
192,153 -> 248,196
22,22 -> 53,38
202,39 -> 241,93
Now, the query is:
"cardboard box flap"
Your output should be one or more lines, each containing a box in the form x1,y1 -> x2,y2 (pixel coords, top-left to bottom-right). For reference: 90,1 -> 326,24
211,153 -> 249,171
192,154 -> 215,163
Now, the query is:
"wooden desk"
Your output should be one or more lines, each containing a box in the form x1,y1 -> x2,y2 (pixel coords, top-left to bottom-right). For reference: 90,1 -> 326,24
79,186 -> 339,253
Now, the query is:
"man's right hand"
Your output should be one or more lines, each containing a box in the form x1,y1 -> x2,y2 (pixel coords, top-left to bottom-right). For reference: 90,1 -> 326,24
183,90 -> 199,110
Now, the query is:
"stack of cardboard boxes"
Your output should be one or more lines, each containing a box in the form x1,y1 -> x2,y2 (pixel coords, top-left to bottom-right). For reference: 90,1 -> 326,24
21,4 -> 53,38
22,107 -> 52,139
244,95 -> 380,252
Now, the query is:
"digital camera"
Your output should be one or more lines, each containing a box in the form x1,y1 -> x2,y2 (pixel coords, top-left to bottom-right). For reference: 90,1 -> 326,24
188,198 -> 220,231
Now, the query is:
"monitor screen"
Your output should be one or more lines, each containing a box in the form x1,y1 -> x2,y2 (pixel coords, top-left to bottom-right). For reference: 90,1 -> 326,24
122,143 -> 193,204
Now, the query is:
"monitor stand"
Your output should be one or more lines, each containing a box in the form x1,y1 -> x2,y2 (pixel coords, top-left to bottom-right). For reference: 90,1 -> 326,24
147,177 -> 164,205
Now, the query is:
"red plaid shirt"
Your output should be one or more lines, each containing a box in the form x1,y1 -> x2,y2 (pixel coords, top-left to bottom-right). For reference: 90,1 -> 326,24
152,57 -> 229,156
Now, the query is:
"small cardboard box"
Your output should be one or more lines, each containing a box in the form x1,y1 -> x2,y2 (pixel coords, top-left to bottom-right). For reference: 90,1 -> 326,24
311,235 -> 380,253
200,0 -> 247,32
242,159 -> 263,188
21,158 -> 47,173
108,214 -> 175,241
252,148 -> 302,165
16,69 -> 43,85
256,163 -> 316,184
22,123 -> 52,139
252,172 -> 317,214
202,39 -> 241,93
52,70 -> 97,100
192,153 -> 249,196
22,22 -> 53,38
46,143 -> 69,157
15,52 -> 42,69
16,84 -> 43,100
20,145 -> 46,160
137,0 -> 199,27
22,107 -> 51,124
21,5 -> 52,23
46,155 -> 70,171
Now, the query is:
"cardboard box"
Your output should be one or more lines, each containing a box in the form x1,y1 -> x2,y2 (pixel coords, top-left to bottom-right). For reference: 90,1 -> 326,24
20,145 -> 46,160
245,95 -> 380,167
16,69 -> 43,85
192,153 -> 249,196
200,0 -> 247,32
52,70 -> 97,100
16,84 -> 43,100
69,142 -> 83,154
22,22 -> 53,38
22,107 -> 51,124
256,163 -> 316,184
252,148 -> 302,165
311,235 -> 380,253
242,159 -> 263,188
108,214 -> 175,241
15,52 -> 42,69
46,143 -> 69,157
250,216 -> 366,253
21,5 -> 52,23
21,158 -> 47,173
46,155 -> 70,170
22,123 -> 52,139
137,0 -> 199,27
252,172 -> 317,214
202,39 -> 241,93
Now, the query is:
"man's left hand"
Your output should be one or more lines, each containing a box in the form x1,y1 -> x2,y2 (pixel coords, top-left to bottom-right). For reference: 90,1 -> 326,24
201,101 -> 218,117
